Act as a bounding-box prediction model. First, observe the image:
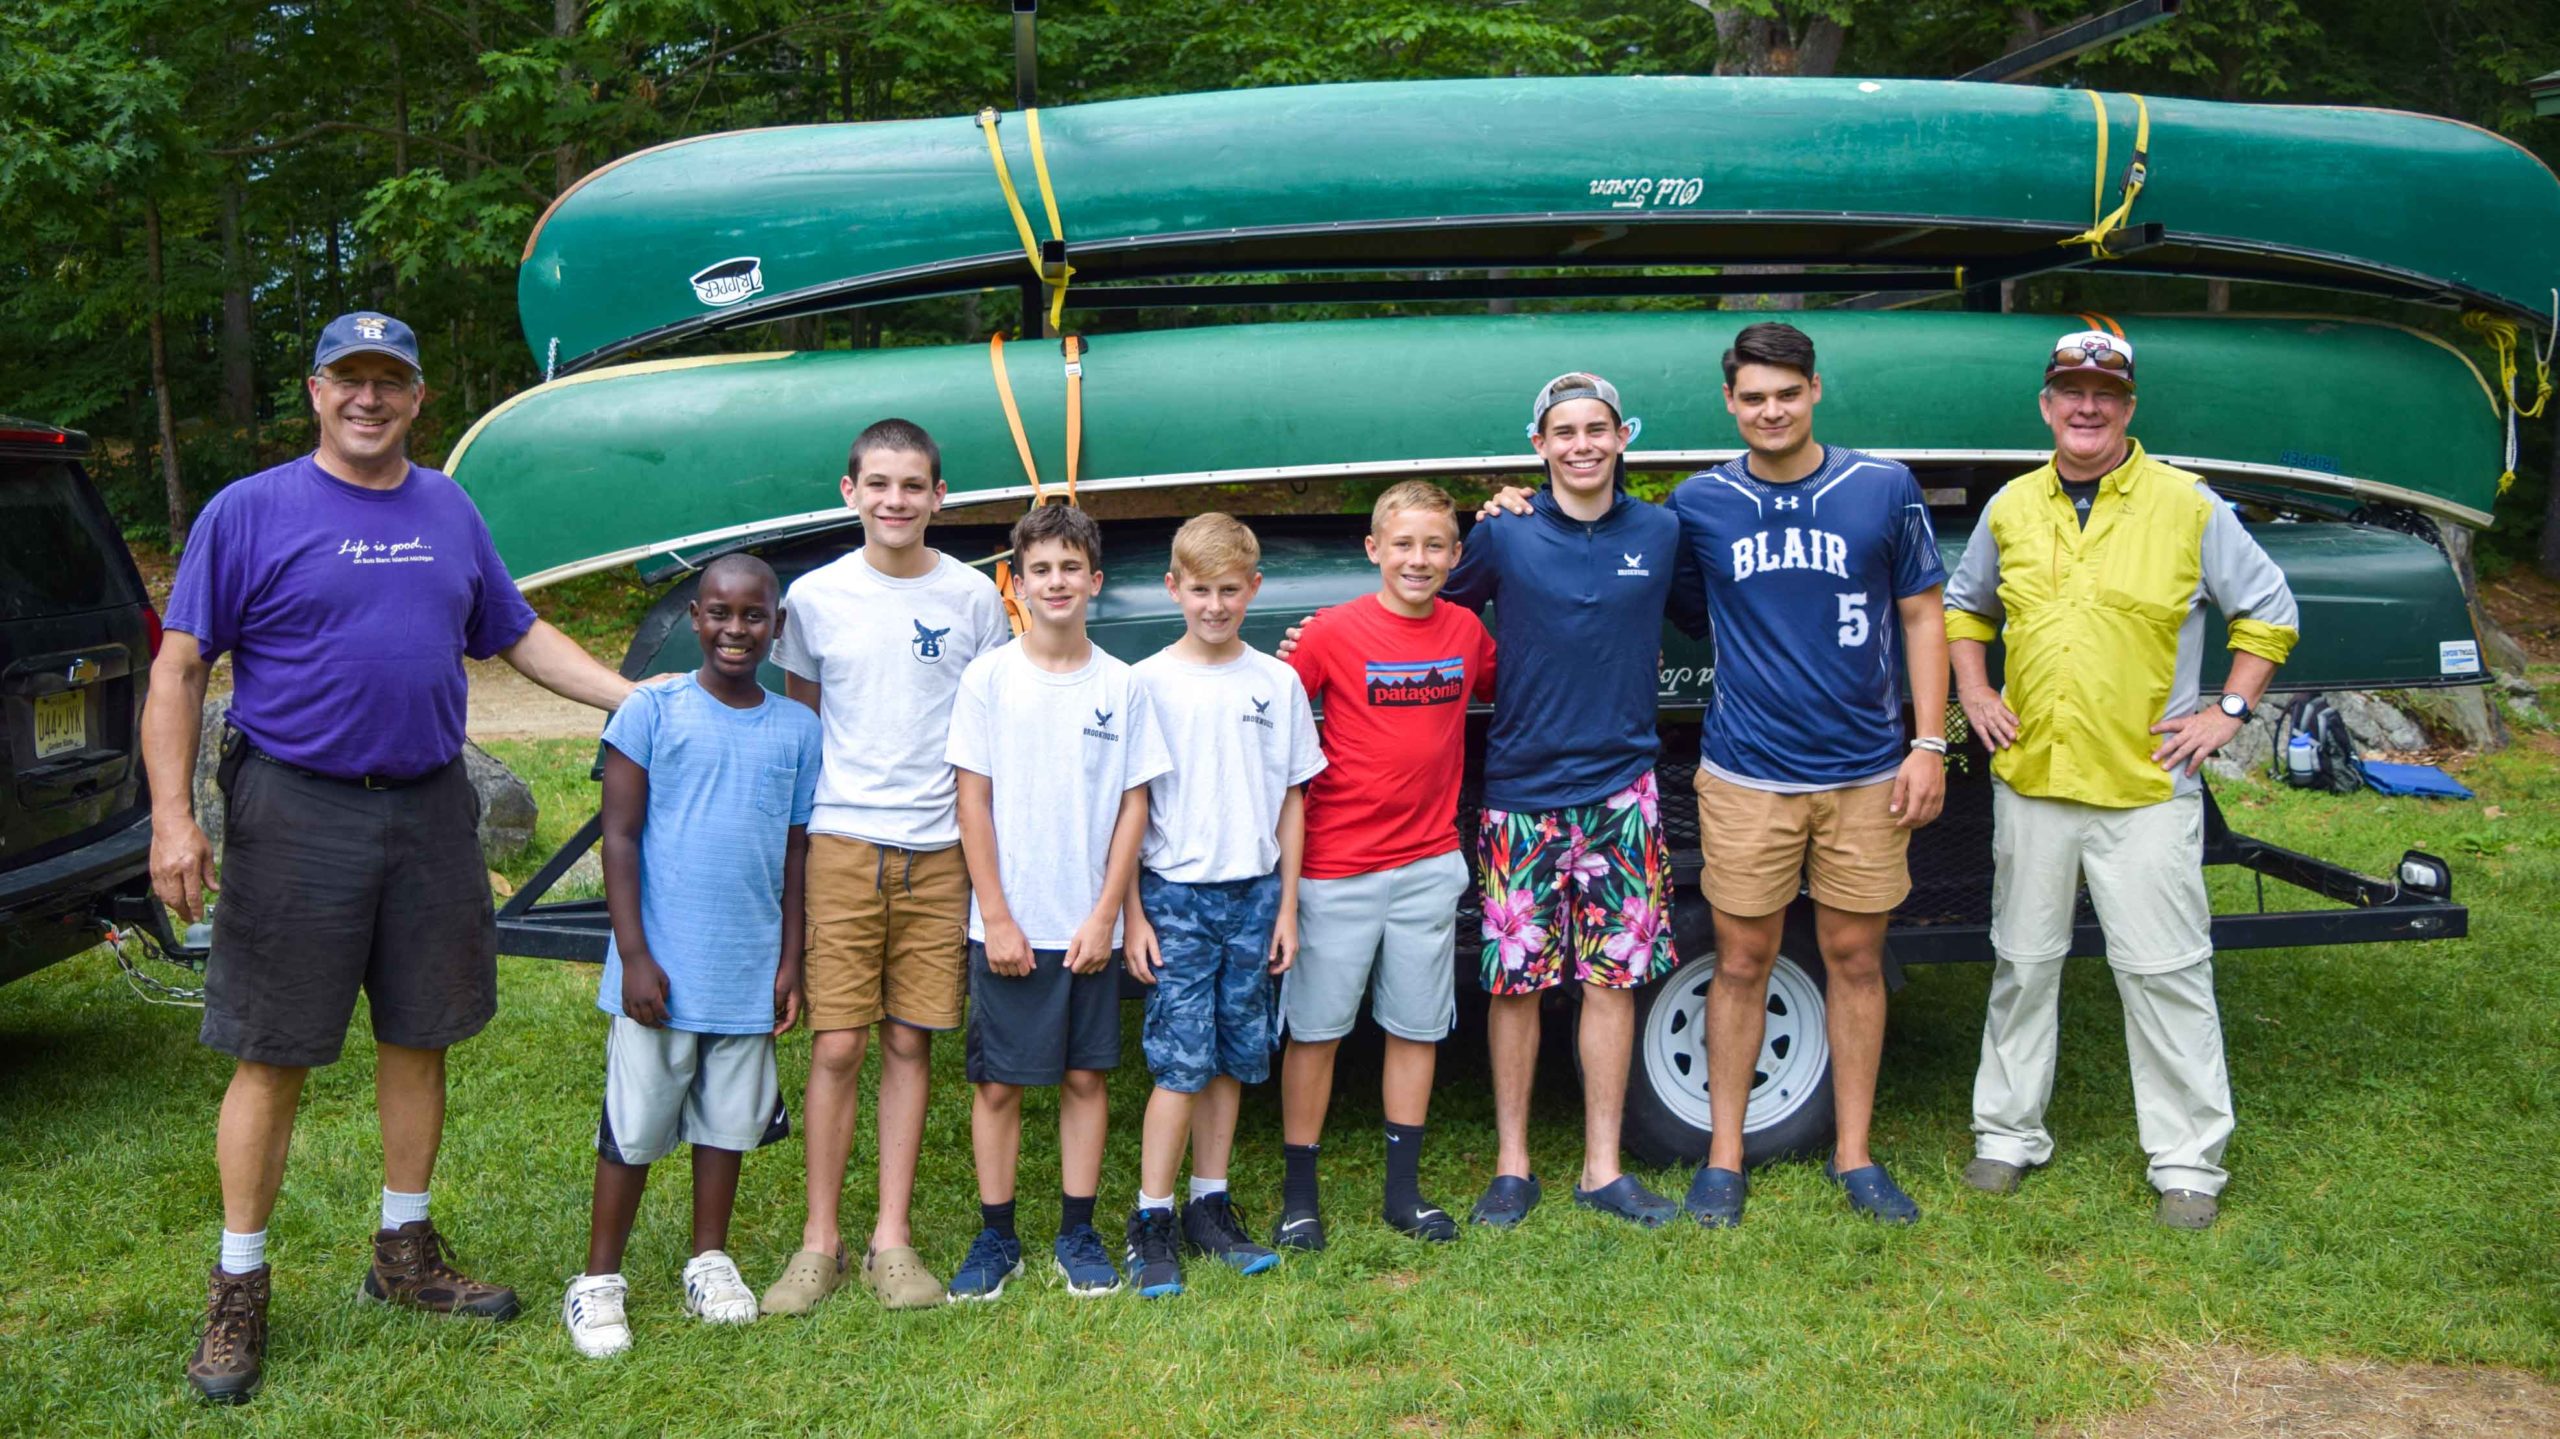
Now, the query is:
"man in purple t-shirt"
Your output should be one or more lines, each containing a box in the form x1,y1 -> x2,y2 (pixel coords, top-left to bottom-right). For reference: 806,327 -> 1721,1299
144,313 -> 636,1405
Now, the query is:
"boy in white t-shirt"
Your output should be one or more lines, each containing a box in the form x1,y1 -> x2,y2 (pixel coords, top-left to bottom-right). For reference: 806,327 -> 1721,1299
945,503 -> 1169,1301
1121,515 -> 1324,1299
760,419 -> 1009,1317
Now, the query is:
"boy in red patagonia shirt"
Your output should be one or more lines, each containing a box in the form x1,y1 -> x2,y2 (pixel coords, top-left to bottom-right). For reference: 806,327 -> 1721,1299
1272,481 -> 1496,1250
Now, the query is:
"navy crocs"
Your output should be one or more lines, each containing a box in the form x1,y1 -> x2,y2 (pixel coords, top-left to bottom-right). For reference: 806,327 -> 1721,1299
1469,1174 -> 1543,1229
1683,1166 -> 1748,1229
1571,1175 -> 1678,1229
1826,1161 -> 1921,1224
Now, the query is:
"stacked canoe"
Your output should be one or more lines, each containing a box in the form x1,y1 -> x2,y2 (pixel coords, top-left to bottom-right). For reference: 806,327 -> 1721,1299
454,76 -> 2560,692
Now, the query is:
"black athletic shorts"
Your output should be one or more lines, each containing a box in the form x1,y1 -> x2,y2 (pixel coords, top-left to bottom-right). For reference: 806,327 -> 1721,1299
962,942 -> 1121,1086
198,740 -> 498,1068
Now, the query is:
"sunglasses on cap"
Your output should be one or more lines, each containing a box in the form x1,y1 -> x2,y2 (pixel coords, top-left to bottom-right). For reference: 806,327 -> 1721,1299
2050,340 -> 2132,373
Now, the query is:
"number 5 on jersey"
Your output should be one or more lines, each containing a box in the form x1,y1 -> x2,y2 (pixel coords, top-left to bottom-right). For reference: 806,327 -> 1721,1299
1836,591 -> 1869,647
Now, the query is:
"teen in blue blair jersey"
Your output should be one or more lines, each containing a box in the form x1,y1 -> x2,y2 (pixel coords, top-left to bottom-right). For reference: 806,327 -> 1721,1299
1665,321 -> 1950,1231
1441,373 -> 1685,1233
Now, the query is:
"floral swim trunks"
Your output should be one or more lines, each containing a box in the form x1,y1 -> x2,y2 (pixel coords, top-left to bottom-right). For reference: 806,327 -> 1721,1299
1476,771 -> 1677,996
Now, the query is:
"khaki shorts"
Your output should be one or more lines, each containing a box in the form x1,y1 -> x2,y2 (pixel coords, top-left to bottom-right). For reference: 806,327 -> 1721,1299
805,835 -> 969,1032
1693,769 -> 1910,918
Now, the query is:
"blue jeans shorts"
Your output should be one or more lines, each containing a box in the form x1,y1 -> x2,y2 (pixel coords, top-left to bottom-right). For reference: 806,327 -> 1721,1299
1138,870 -> 1283,1093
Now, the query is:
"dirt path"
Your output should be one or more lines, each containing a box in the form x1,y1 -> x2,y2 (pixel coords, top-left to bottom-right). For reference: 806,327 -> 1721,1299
2061,1344 -> 2560,1438
466,657 -> 611,741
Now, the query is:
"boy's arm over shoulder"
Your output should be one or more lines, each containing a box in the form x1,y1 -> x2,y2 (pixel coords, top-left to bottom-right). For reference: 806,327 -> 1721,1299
1440,516 -> 1500,612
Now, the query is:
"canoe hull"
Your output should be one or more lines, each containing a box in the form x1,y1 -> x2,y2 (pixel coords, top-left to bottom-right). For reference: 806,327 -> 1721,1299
520,77 -> 2560,372
447,310 -> 2504,588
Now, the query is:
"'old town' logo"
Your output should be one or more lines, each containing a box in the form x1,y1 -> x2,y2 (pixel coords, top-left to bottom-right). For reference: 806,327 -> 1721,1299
688,257 -> 766,308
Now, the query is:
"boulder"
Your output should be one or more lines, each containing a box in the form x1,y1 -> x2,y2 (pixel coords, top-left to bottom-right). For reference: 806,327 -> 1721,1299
187,696 -> 540,865
2393,685 -> 2508,752
2328,690 -> 2428,753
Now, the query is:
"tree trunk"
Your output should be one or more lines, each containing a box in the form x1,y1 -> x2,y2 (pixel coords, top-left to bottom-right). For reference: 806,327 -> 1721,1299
145,198 -> 190,548
219,178 -> 255,428
2206,279 -> 2231,312
1700,6 -> 1837,311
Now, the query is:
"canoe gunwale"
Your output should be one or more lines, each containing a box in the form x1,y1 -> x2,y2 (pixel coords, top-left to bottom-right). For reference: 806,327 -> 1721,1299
537,208 -> 2521,376
504,447 -> 2489,593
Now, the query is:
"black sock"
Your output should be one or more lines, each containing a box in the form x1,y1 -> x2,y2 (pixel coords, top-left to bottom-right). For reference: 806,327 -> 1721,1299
981,1199 -> 1016,1240
1283,1143 -> 1322,1215
1384,1123 -> 1426,1212
1061,1192 -> 1096,1233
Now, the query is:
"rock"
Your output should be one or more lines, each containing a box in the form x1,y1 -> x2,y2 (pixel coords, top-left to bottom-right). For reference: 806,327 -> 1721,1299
2480,616 -> 2534,676
2392,685 -> 2508,753
184,695 -> 540,865
2204,702 -> 2286,784
2327,690 -> 2427,752
463,743 -> 539,861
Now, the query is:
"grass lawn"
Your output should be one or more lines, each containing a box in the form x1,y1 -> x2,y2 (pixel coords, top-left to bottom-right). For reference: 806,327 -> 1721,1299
3,737 -> 2555,1436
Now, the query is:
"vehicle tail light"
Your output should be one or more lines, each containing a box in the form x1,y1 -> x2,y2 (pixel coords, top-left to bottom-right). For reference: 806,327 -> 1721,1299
142,603 -> 164,659
0,427 -> 68,445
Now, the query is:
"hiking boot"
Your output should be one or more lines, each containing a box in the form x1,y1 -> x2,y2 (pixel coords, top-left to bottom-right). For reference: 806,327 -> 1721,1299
360,1220 -> 520,1319
1180,1193 -> 1280,1275
1053,1223 -> 1124,1297
759,1249 -> 846,1317
186,1265 -> 269,1405
862,1245 -> 948,1310
1124,1208 -> 1186,1299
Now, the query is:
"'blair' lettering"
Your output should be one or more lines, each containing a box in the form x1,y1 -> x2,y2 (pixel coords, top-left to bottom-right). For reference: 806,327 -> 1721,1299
1729,527 -> 1850,582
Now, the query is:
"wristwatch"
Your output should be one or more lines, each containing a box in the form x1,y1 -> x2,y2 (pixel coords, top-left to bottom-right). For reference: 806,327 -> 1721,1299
2218,693 -> 2253,723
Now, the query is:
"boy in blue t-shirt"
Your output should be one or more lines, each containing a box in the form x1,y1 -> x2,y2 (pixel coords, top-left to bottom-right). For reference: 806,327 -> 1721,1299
563,554 -> 823,1358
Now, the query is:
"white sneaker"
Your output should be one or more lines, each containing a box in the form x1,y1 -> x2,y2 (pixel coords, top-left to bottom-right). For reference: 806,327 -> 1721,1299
563,1273 -> 631,1358
682,1250 -> 758,1325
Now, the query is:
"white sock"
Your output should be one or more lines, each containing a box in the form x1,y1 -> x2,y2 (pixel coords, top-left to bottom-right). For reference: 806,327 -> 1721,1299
1188,1175 -> 1229,1203
381,1188 -> 430,1230
218,1229 -> 267,1275
1137,1190 -> 1176,1215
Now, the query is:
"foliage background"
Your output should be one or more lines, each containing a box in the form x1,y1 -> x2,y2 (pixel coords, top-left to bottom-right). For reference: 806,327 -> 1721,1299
3,0 -> 2556,563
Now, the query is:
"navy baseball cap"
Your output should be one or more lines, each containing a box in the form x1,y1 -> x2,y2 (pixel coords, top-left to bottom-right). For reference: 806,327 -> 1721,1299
312,312 -> 422,375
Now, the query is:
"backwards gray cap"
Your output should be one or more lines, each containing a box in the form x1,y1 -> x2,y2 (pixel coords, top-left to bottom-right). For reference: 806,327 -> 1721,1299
1526,372 -> 1639,442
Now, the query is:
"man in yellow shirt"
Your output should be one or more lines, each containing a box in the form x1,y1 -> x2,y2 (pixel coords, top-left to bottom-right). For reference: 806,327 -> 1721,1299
1943,329 -> 2299,1230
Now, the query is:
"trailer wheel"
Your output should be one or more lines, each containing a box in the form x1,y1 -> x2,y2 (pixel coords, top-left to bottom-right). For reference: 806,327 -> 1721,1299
1622,941 -> 1836,1169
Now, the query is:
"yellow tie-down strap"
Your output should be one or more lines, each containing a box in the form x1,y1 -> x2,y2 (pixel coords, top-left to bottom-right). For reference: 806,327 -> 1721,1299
978,107 -> 1076,334
2461,301 -> 2557,494
985,331 -> 1088,635
2061,91 -> 2150,260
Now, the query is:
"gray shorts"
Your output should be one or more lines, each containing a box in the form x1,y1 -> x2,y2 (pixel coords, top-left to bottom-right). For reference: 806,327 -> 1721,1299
963,942 -> 1122,1086
596,1017 -> 788,1166
1283,850 -> 1469,1043
200,742 -> 497,1068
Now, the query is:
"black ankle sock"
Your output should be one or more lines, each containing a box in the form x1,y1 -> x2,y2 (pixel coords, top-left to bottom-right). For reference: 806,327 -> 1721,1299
1384,1123 -> 1426,1211
1283,1143 -> 1322,1214
1060,1192 -> 1096,1233
982,1199 -> 1017,1240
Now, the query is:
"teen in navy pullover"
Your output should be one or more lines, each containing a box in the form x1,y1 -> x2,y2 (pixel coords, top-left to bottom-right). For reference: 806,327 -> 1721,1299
1441,373 -> 1685,1234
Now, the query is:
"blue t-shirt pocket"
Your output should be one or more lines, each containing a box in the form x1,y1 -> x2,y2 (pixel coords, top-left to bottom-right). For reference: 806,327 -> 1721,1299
756,763 -> 794,818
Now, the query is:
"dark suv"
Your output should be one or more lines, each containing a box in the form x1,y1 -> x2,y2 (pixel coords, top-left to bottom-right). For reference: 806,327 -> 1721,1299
0,419 -> 162,986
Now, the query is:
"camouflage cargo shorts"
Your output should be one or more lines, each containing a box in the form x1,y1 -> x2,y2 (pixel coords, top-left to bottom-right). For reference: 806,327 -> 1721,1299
1137,870 -> 1284,1093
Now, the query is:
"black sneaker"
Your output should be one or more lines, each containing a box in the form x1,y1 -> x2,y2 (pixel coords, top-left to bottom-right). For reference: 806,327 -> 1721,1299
1123,1208 -> 1185,1299
1181,1193 -> 1281,1275
1269,1206 -> 1327,1254
1385,1194 -> 1460,1243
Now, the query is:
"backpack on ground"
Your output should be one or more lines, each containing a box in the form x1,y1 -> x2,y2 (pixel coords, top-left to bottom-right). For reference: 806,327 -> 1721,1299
2270,694 -> 2367,794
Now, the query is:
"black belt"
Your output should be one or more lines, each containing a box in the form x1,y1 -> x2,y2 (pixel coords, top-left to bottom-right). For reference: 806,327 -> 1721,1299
246,744 -> 447,791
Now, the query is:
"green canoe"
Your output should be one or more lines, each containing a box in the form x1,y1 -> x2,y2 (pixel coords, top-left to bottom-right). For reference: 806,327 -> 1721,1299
446,309 -> 2503,588
518,77 -> 2560,373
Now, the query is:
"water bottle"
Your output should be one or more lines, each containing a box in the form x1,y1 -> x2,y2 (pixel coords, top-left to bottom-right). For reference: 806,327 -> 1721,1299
2286,732 -> 2316,781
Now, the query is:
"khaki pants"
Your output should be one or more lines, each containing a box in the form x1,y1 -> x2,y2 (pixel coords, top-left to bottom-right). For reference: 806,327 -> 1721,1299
1972,784 -> 2232,1196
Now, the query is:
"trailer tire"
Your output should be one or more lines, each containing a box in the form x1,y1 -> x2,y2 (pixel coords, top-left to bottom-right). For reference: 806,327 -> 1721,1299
1622,918 -> 1836,1169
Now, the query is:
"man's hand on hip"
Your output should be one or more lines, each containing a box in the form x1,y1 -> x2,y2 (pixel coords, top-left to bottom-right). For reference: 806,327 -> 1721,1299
2150,708 -> 2243,776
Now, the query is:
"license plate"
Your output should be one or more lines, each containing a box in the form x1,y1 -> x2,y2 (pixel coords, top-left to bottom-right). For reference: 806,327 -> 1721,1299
34,690 -> 85,759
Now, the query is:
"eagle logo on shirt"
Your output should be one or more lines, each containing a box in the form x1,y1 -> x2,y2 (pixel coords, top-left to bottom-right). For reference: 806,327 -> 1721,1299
911,620 -> 951,662
1617,551 -> 1651,577
1082,707 -> 1119,742
1244,696 -> 1275,730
